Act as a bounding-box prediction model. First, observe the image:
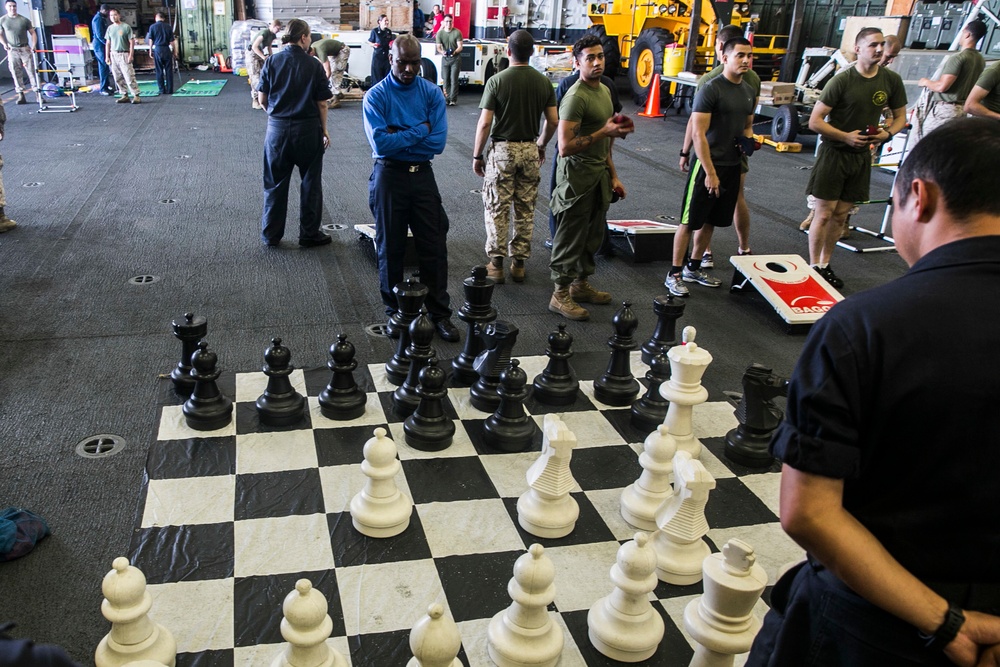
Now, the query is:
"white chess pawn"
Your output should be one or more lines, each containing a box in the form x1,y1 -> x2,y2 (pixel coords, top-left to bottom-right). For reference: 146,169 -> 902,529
587,532 -> 665,662
652,451 -> 716,584
488,544 -> 564,667
659,326 -> 712,458
95,557 -> 176,667
407,603 -> 462,667
683,539 -> 767,667
271,579 -> 345,667
350,427 -> 413,537
621,424 -> 676,531
516,414 -> 579,538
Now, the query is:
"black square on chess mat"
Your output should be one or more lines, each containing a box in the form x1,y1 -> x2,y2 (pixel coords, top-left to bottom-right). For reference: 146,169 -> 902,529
235,401 -> 313,434
234,569 -> 344,646
130,523 -> 234,585
400,455 -> 500,504
328,510 -> 432,567
314,423 -> 390,467
435,550 -> 524,621
146,437 -> 237,480
234,468 -> 326,521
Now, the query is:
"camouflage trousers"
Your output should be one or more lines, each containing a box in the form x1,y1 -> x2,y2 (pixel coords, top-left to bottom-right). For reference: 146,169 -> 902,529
0,154 -> 6,207
7,47 -> 37,93
327,49 -> 350,99
247,50 -> 264,103
109,51 -> 140,97
482,141 -> 540,259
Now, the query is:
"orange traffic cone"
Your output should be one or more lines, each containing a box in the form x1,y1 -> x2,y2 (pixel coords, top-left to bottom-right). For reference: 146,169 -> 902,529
638,73 -> 664,118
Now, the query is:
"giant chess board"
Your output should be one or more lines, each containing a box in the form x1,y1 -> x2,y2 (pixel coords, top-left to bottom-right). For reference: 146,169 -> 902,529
129,351 -> 803,666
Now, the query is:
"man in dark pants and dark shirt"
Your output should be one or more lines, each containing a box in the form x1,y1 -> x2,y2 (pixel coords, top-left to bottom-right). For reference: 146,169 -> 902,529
145,12 -> 175,95
257,19 -> 332,248
90,4 -> 112,95
746,118 -> 1000,667
363,34 -> 459,342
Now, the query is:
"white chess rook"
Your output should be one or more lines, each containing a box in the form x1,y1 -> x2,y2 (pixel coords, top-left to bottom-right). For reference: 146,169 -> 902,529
272,579 -> 346,667
95,557 -> 177,667
516,414 -> 579,538
659,326 -> 713,458
620,424 -> 677,531
587,532 -> 665,662
407,603 -> 462,667
488,544 -> 564,667
683,539 -> 767,667
652,451 -> 716,584
350,427 -> 413,537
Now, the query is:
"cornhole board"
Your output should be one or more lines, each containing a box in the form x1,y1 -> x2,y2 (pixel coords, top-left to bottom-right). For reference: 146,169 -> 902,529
606,219 -> 677,263
355,223 -> 417,267
730,254 -> 843,330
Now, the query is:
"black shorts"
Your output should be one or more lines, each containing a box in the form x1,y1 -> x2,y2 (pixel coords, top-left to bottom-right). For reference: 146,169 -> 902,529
680,161 -> 741,232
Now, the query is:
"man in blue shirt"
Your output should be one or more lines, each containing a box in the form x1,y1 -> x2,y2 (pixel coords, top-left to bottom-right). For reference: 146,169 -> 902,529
363,33 -> 458,342
145,12 -> 175,95
257,18 -> 333,248
90,4 -> 112,95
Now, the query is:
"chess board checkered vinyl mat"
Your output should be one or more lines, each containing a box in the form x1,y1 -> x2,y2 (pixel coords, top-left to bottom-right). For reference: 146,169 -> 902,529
130,351 -> 803,666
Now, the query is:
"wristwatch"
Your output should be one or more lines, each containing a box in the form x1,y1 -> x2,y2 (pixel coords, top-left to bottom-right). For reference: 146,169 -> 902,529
920,602 -> 965,651
473,154 -> 483,160
679,150 -> 690,158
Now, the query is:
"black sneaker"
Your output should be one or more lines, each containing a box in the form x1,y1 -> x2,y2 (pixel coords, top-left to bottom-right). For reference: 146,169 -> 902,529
815,265 -> 844,289
299,233 -> 332,247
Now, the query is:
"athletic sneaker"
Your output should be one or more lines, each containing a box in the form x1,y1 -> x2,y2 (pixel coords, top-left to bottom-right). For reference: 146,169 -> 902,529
815,265 -> 844,289
701,252 -> 714,269
682,266 -> 722,287
664,273 -> 689,297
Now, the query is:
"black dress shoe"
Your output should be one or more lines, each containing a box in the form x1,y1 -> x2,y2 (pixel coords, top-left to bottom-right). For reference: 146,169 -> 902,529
299,233 -> 332,247
263,240 -> 280,247
435,318 -> 460,342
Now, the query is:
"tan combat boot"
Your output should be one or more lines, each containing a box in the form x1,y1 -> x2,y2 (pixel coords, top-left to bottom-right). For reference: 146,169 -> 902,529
328,97 -> 342,109
0,216 -> 17,233
799,209 -> 813,231
486,257 -> 505,284
570,279 -> 611,304
549,285 -> 589,321
510,258 -> 525,283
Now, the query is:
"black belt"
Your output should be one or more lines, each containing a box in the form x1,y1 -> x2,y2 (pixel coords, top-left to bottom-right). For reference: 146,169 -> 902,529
375,158 -> 431,172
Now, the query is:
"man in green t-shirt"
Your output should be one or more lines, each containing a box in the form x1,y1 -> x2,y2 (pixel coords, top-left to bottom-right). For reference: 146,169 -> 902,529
805,27 -> 906,289
0,0 -> 37,105
105,9 -> 141,104
965,60 -> 1000,120
472,30 -> 557,285
911,20 -> 987,147
548,35 -> 633,320
435,15 -> 462,105
312,38 -> 349,108
679,24 -> 760,270
247,19 -> 282,109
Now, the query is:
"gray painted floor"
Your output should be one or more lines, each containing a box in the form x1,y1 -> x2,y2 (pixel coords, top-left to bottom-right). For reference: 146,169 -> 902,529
0,72 -> 908,663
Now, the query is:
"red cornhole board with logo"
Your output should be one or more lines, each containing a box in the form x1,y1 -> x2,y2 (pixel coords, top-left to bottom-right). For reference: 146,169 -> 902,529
730,254 -> 843,326
606,220 -> 677,263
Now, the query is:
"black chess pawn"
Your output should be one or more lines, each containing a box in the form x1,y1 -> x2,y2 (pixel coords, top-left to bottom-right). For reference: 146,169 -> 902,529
404,358 -> 455,451
470,321 -> 519,413
393,308 -> 437,418
641,294 -> 685,365
593,301 -> 641,406
531,323 -> 579,406
725,364 -> 789,468
452,266 -> 498,385
318,333 -> 367,421
385,278 -> 429,386
182,341 -> 233,431
171,312 -> 207,396
631,345 -> 671,433
484,360 -> 536,453
256,337 -> 306,427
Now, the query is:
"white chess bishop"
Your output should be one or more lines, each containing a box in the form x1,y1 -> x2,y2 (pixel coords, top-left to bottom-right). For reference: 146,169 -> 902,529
272,579 -> 346,667
407,603 -> 462,667
95,557 -> 176,667
587,532 -> 665,662
516,414 -> 579,538
651,451 -> 716,584
683,539 -> 767,667
350,427 -> 413,537
659,326 -> 713,458
621,424 -> 677,531
488,544 -> 564,667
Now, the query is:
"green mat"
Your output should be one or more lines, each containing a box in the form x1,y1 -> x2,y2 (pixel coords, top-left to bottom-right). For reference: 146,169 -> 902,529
114,81 -> 160,97
173,79 -> 228,97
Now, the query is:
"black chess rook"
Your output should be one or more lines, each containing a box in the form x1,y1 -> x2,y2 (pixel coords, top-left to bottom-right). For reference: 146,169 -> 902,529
171,312 -> 207,396
452,266 -> 498,385
393,308 -> 437,418
531,323 -> 579,406
641,294 -> 685,365
182,341 -> 233,431
470,321 -> 519,414
593,301 -> 641,406
483,359 -> 536,453
404,358 -> 456,451
318,333 -> 367,421
385,278 -> 429,386
256,337 -> 307,427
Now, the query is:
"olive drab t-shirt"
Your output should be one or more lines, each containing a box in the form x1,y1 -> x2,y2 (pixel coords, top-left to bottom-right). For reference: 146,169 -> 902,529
974,61 -> 1000,113
936,47 -> 986,104
312,38 -> 344,60
435,28 -> 461,54
551,80 -> 614,214
819,65 -> 907,152
105,22 -> 134,52
479,65 -> 556,142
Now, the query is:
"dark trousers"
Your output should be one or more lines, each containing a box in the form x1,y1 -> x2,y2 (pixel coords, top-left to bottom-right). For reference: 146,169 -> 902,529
371,53 -> 390,86
261,118 -> 325,244
368,162 -> 452,321
153,45 -> 173,94
93,43 -> 111,91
